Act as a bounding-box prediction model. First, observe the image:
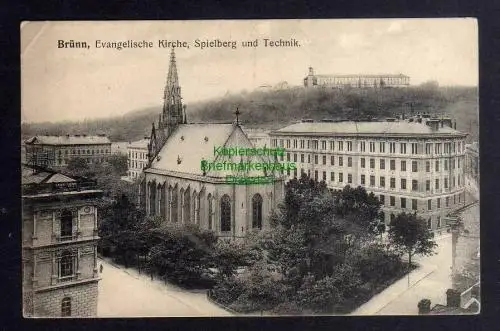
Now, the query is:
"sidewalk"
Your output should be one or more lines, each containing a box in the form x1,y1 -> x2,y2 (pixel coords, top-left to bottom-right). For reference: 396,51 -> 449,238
351,234 -> 452,315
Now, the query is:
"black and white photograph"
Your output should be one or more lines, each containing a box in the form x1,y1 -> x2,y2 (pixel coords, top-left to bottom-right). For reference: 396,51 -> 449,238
20,19 -> 479,317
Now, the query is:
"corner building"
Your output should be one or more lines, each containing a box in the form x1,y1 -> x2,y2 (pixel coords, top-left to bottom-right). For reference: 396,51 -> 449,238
22,164 -> 102,317
269,117 -> 467,230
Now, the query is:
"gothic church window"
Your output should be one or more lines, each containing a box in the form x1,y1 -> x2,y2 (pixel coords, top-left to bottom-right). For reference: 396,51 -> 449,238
220,195 -> 231,232
252,194 -> 263,229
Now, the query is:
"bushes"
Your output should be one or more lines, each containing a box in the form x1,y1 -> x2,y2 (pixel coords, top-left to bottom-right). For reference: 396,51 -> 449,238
211,277 -> 246,306
352,243 -> 404,286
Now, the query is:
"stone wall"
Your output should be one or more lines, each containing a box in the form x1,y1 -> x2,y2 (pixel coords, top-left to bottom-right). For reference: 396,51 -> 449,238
33,281 -> 98,317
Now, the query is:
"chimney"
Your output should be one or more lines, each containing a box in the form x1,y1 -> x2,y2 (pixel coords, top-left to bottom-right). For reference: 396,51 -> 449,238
446,289 -> 461,308
426,119 -> 440,131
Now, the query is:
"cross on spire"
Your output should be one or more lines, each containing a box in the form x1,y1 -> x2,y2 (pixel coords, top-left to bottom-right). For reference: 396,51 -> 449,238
234,108 -> 241,125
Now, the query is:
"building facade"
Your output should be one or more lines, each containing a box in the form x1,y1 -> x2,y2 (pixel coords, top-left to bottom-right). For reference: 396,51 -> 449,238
24,134 -> 112,169
127,138 -> 150,181
304,67 -> 410,88
139,48 -> 284,239
22,164 -> 103,317
244,128 -> 271,148
269,116 -> 467,230
465,142 -> 479,183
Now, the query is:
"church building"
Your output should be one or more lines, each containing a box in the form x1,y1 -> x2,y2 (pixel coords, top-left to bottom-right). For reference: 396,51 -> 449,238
139,48 -> 284,239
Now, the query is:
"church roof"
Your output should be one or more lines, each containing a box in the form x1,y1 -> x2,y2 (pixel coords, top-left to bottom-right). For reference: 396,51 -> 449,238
150,124 -> 235,176
22,164 -> 76,185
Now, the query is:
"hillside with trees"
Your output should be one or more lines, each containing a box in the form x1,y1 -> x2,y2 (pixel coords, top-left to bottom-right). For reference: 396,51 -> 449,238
21,83 -> 478,143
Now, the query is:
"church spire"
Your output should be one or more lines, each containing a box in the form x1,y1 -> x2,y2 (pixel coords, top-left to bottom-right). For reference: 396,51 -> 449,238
148,47 -> 185,164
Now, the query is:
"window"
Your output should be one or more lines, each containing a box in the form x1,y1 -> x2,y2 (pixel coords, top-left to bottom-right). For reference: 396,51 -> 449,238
428,199 -> 432,210
400,143 -> 406,154
61,297 -> 71,317
312,140 -> 318,150
314,170 -> 318,181
435,143 -> 442,154
360,141 -> 366,152
360,158 -> 365,168
347,141 -> 353,151
426,180 -> 430,191
301,154 -> 305,163
314,155 -> 318,164
444,159 -> 448,171
287,139 -> 291,148
390,196 -> 395,206
401,161 -> 406,172
412,161 -> 418,172
331,155 -> 334,165
390,177 -> 396,189
323,171 -> 327,181
437,198 -> 441,209
401,178 -> 407,190
330,141 -> 334,150
380,176 -> 385,187
458,158 -> 461,168
390,159 -> 395,170
287,153 -> 290,161
380,194 -> 385,205
220,195 -> 231,232
301,140 -> 305,149
252,194 -> 263,229
293,169 -> 297,178
338,141 -> 343,151
293,139 -> 298,148
331,172 -> 335,181
60,250 -> 73,278
401,198 -> 406,209
425,143 -> 432,155
321,140 -> 326,150
412,199 -> 417,210
370,175 -> 375,186
339,173 -> 343,183
437,216 -> 441,228
379,142 -> 385,153
60,210 -> 72,238
435,179 -> 440,190
348,174 -> 352,184
370,142 -> 375,153
435,160 -> 440,172
339,156 -> 343,167
426,161 -> 430,172
446,197 -> 450,207
347,157 -> 352,167
361,174 -> 365,185
389,142 -> 396,154
370,158 -> 375,169
411,143 -> 418,154
379,159 -> 385,170
444,178 -> 448,189
322,155 -> 326,165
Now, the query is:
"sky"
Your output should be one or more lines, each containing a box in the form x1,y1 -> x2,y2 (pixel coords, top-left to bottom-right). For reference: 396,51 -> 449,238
21,19 -> 478,123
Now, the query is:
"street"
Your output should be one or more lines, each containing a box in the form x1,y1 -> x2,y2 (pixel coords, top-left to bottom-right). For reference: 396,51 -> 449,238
97,258 -> 231,317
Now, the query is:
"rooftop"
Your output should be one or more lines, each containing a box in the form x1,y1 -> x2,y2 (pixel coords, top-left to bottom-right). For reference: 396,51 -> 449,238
313,73 -> 409,78
128,138 -> 150,149
272,121 -> 466,137
24,135 -> 111,146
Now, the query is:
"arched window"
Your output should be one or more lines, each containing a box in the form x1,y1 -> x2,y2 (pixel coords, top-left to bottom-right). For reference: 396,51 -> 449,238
252,194 -> 263,229
61,297 -> 71,317
149,181 -> 156,216
207,194 -> 213,230
157,184 -> 163,218
183,187 -> 191,223
60,250 -> 73,278
193,191 -> 199,225
220,195 -> 231,232
60,210 -> 72,238
171,186 -> 178,223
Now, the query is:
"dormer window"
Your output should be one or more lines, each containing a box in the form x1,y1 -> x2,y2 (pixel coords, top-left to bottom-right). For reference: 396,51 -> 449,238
204,137 -> 209,142
177,156 -> 182,164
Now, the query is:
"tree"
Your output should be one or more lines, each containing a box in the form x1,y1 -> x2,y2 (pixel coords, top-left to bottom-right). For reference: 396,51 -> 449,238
388,212 -> 437,266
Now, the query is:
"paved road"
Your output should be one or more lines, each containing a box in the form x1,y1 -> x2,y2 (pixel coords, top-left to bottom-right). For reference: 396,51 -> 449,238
97,258 -> 231,317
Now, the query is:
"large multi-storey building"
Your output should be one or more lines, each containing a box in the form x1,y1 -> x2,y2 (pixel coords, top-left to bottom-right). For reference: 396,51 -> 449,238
22,164 -> 103,317
24,134 -> 112,169
127,137 -> 150,181
304,67 -> 410,88
244,128 -> 271,148
465,142 -> 479,183
269,116 -> 467,229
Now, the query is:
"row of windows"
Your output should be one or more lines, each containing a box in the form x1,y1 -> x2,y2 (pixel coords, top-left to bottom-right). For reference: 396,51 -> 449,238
129,160 -> 146,170
56,157 -> 108,165
272,138 -> 464,155
58,148 -> 110,156
379,192 -> 463,210
129,151 -> 148,160
280,153 -> 463,172
147,183 -> 264,232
